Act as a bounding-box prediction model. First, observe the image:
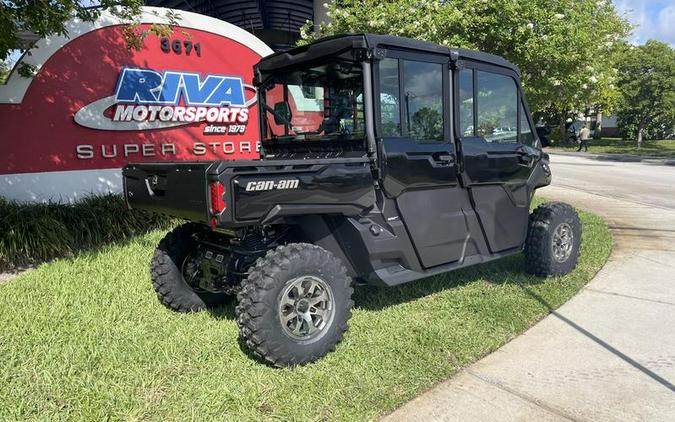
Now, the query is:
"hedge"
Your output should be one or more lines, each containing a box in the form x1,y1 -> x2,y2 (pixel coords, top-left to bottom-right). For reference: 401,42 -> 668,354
0,194 -> 173,271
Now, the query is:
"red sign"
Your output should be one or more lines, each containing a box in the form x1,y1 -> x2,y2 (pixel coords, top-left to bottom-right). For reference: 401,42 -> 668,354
0,8 -> 272,202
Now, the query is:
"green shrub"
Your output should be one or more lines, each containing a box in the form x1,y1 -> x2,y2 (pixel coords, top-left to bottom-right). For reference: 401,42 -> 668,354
0,194 -> 173,270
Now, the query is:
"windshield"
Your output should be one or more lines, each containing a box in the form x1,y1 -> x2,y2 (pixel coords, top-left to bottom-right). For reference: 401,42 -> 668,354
261,60 -> 365,143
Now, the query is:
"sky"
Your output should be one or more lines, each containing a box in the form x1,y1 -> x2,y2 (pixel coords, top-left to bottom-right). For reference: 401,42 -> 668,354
614,0 -> 675,45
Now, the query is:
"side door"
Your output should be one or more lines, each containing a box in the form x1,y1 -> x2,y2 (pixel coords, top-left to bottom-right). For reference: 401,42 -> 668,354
455,63 -> 541,253
375,50 -> 472,268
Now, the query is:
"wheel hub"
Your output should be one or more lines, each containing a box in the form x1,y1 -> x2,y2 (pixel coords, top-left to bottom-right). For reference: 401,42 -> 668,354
551,222 -> 574,263
295,299 -> 310,313
278,275 -> 335,340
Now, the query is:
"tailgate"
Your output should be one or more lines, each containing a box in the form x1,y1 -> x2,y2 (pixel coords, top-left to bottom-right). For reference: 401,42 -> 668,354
123,162 -> 213,222
230,161 -> 376,223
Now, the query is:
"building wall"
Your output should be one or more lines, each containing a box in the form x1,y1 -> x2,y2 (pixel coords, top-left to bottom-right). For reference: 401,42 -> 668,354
601,114 -> 620,137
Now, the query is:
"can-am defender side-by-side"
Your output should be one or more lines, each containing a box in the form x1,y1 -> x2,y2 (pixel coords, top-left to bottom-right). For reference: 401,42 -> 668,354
123,34 -> 581,367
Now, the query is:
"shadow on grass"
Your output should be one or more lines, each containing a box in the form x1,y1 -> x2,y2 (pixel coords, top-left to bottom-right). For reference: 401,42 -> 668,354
205,253 -> 546,367
207,297 -> 238,320
354,254 -> 544,311
207,254 -> 544,318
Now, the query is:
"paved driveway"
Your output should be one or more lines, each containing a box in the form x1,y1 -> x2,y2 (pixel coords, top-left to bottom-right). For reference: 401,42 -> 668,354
384,153 -> 675,421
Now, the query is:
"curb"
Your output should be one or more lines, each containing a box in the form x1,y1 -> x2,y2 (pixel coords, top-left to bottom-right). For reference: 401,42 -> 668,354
547,150 -> 675,166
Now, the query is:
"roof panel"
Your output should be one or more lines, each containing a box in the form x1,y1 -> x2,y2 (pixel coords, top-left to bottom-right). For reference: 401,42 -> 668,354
256,34 -> 520,75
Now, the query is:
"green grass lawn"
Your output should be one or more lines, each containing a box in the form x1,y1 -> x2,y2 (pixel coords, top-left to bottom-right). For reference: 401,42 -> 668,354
0,200 -> 612,421
550,137 -> 675,158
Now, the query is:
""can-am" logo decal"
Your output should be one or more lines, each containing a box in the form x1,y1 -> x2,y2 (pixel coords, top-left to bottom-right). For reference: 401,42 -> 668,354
245,179 -> 300,192
74,67 -> 256,131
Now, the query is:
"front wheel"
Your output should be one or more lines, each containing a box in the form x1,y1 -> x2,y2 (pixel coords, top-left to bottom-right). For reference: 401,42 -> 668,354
236,243 -> 353,367
524,202 -> 582,276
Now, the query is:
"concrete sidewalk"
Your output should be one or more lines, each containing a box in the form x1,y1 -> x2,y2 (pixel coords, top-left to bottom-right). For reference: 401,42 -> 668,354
384,156 -> 675,421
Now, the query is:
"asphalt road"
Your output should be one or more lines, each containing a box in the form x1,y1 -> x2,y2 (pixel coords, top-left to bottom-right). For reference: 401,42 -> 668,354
551,153 -> 675,214
385,153 -> 675,421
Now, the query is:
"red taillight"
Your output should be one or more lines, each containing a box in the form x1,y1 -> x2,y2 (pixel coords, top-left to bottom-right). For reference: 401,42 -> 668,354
209,181 -> 226,214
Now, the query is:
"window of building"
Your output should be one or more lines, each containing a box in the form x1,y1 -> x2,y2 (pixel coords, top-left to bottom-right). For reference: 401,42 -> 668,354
458,68 -> 474,137
403,60 -> 444,141
378,58 -> 401,136
301,84 -> 317,99
519,102 -> 535,146
476,71 -> 517,143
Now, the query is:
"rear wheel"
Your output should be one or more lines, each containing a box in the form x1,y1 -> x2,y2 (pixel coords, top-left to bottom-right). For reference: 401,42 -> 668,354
150,223 -> 230,312
236,243 -> 353,367
525,202 -> 582,276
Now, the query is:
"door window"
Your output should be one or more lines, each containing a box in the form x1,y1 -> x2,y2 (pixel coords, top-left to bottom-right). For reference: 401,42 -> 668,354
476,71 -> 517,143
458,69 -> 474,137
378,58 -> 401,136
403,60 -> 443,141
519,102 -> 535,146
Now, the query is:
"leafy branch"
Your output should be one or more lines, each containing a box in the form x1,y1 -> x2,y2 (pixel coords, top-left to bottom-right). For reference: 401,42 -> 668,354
1,2 -> 180,79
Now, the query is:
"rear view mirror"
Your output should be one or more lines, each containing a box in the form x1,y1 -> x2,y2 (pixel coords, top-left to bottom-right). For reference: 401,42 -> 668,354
536,126 -> 551,148
273,101 -> 292,125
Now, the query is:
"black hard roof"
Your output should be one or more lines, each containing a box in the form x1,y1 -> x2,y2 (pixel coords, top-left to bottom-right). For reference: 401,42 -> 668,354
255,33 -> 519,76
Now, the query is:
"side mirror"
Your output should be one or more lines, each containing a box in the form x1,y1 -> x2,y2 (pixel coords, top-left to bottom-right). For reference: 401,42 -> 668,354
536,126 -> 551,148
273,101 -> 292,125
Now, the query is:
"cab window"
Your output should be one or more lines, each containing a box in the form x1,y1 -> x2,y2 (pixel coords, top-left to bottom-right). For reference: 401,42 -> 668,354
403,60 -> 443,141
476,71 -> 518,143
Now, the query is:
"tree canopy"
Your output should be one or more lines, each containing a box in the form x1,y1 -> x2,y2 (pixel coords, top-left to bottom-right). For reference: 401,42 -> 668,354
0,60 -> 9,84
1,1 -> 144,60
302,0 -> 630,120
616,41 -> 675,145
0,1 -> 178,77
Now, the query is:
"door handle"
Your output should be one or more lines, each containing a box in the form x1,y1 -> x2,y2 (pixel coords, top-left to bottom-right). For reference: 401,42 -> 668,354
434,153 -> 455,163
516,150 -> 535,166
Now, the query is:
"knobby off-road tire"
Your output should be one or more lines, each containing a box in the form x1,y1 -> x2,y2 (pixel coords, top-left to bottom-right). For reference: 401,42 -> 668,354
525,202 -> 582,276
150,223 -> 229,312
236,243 -> 353,367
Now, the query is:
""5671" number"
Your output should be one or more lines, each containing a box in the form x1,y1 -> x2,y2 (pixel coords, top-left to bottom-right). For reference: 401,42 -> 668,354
160,37 -> 201,57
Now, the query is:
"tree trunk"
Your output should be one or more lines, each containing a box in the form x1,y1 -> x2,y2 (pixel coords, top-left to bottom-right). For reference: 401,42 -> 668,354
636,111 -> 657,149
594,108 -> 602,139
559,116 -> 566,146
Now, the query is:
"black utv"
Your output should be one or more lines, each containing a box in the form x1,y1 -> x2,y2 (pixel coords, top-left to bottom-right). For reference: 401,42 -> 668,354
123,34 -> 581,367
